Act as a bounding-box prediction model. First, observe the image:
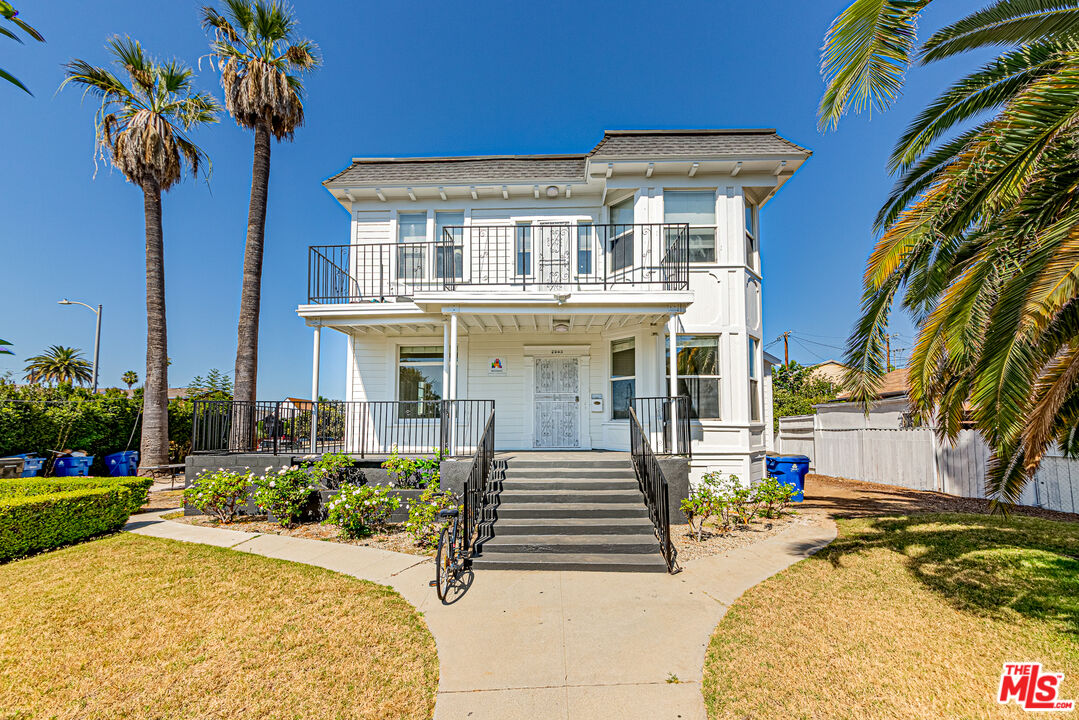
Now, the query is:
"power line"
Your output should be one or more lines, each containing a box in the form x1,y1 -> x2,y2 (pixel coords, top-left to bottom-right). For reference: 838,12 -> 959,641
790,337 -> 828,362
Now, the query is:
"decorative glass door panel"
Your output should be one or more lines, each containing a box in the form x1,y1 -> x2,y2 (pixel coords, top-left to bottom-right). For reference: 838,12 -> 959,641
533,356 -> 580,448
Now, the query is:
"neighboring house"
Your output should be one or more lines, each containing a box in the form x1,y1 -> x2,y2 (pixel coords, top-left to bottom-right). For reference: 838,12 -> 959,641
299,129 -> 810,483
808,359 -> 846,384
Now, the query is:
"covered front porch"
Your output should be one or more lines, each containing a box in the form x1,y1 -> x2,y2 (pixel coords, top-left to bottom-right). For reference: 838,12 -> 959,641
299,297 -> 693,455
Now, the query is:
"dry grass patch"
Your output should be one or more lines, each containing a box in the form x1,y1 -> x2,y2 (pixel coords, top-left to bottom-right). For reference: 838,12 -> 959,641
0,533 -> 437,720
704,513 -> 1079,719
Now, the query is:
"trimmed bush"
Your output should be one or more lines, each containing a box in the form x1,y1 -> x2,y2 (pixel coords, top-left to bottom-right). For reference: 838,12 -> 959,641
0,476 -> 153,561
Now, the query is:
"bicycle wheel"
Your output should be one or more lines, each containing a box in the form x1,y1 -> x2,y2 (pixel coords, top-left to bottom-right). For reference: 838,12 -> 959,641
435,524 -> 456,601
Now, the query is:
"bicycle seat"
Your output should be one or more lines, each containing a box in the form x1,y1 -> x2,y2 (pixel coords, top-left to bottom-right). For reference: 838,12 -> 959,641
438,507 -> 459,518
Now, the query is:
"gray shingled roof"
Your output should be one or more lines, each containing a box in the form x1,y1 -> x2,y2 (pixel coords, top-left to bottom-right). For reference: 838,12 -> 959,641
589,129 -> 811,158
325,130 -> 809,186
325,156 -> 586,185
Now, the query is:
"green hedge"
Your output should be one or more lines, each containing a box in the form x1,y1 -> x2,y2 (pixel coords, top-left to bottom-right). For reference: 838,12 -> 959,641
0,476 -> 153,561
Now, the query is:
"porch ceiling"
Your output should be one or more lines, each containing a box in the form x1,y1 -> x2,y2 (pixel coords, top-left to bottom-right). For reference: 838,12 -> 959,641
333,310 -> 672,336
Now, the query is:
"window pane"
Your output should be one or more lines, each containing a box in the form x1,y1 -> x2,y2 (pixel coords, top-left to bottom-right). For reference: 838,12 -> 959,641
577,223 -> 593,275
748,338 -> 759,378
611,337 -> 635,377
750,379 -> 760,422
664,190 -> 715,225
515,224 -> 531,275
612,378 -> 635,420
435,211 -> 464,243
399,346 -> 442,418
679,378 -> 720,419
398,213 -> 427,243
745,201 -> 755,235
435,246 -> 463,280
676,335 -> 718,376
688,227 -> 715,263
610,198 -> 634,226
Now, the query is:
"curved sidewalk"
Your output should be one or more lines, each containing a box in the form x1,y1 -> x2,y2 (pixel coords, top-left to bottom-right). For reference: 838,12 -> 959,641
125,512 -> 836,720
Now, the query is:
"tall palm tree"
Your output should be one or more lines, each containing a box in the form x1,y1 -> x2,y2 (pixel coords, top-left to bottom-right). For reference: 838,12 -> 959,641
0,2 -> 44,94
820,0 -> 1079,505
62,37 -> 219,468
24,346 -> 92,386
122,370 -> 139,390
202,0 -> 319,447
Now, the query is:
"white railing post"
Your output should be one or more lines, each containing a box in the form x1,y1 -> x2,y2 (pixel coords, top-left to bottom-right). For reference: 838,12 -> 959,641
310,325 -> 321,453
668,314 -> 679,454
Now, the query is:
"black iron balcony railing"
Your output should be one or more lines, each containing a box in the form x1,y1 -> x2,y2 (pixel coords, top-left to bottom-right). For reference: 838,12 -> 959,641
307,223 -> 689,303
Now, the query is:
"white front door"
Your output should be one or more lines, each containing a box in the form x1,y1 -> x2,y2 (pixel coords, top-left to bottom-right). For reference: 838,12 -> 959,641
533,356 -> 580,448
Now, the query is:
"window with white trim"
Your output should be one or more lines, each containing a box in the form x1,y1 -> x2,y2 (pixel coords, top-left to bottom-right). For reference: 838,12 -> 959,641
666,335 -> 721,419
664,190 -> 716,263
397,212 -> 427,280
745,200 -> 758,271
609,197 -> 634,272
749,337 -> 761,422
577,220 -> 593,276
398,345 -> 442,418
515,221 -> 532,276
610,337 -> 635,420
435,211 -> 464,280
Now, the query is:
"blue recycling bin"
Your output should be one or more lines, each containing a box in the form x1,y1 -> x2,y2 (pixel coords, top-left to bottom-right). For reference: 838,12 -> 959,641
766,454 -> 810,502
10,453 -> 44,477
105,451 -> 140,477
53,455 -> 94,477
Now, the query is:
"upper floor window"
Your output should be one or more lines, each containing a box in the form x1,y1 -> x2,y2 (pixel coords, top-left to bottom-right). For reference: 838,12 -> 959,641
666,334 -> 721,419
664,190 -> 716,263
398,212 -> 427,279
748,337 -> 761,423
515,221 -> 532,276
745,200 -> 759,272
609,197 -> 635,272
435,211 -> 464,280
577,220 -> 594,276
611,337 -> 635,420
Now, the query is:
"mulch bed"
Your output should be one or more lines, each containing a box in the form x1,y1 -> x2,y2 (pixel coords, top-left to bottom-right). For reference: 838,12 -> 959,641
671,512 -> 815,563
140,490 -> 184,512
170,514 -> 433,557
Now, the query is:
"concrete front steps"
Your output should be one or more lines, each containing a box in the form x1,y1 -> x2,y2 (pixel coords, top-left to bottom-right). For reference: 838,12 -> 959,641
473,457 -> 668,572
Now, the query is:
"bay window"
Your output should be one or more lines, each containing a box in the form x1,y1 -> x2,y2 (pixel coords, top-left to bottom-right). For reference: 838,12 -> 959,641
745,200 -> 758,271
749,337 -> 761,422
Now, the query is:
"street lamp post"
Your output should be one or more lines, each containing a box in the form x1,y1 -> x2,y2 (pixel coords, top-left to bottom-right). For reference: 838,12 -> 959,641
58,299 -> 102,393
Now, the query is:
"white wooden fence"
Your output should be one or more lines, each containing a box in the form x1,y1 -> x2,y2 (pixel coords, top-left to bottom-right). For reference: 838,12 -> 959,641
777,414 -> 1078,514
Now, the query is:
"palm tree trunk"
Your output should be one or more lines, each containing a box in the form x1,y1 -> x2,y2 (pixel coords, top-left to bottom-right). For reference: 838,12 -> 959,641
230,123 -> 271,450
140,179 -> 170,469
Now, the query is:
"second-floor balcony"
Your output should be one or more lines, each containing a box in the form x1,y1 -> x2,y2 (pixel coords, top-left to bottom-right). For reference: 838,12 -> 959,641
308,223 -> 689,303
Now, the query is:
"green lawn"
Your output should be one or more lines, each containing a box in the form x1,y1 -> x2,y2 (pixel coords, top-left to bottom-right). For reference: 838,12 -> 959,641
704,513 -> 1079,719
0,534 -> 437,720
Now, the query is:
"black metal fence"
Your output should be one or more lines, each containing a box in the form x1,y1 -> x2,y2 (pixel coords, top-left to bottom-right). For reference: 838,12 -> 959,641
191,399 -> 494,459
631,396 -> 691,457
628,405 -> 678,573
306,223 -> 690,303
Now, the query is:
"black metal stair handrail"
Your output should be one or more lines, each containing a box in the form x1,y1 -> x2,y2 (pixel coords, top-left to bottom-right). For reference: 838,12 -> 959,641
630,396 -> 691,457
628,406 -> 679,573
461,406 -> 496,557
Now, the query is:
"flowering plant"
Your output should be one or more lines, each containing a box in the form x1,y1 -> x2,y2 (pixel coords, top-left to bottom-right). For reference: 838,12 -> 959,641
405,485 -> 457,549
324,483 -> 401,537
183,468 -> 251,523
251,465 -> 319,528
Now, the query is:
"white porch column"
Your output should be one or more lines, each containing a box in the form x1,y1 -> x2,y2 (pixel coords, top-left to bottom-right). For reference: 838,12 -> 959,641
448,312 -> 459,456
668,314 -> 679,454
442,321 -> 450,398
310,325 -> 321,453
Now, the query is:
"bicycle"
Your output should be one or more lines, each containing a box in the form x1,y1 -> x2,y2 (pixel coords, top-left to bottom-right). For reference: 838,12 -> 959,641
432,494 -> 469,601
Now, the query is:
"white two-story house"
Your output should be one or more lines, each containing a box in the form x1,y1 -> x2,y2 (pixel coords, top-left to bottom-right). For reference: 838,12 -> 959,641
299,129 -> 809,483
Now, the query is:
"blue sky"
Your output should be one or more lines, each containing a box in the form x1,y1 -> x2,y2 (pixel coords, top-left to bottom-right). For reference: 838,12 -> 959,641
1,0 -> 986,397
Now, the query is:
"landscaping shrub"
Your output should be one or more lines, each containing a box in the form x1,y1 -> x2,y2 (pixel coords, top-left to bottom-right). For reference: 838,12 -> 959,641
382,447 -> 441,488
251,465 -> 318,528
0,476 -> 153,561
305,451 -> 362,489
681,473 -> 799,539
405,485 -> 457,549
324,483 -> 400,538
184,468 -> 251,523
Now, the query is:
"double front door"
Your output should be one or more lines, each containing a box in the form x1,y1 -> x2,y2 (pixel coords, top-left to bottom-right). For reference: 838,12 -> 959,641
533,356 -> 580,448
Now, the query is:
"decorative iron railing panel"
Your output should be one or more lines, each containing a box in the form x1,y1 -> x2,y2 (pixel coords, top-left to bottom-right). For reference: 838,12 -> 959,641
306,223 -> 690,303
191,399 -> 494,459
631,396 -> 691,457
629,405 -> 679,573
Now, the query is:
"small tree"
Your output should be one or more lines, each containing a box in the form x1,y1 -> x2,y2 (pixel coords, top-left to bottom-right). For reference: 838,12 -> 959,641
772,362 -> 838,433
122,370 -> 138,390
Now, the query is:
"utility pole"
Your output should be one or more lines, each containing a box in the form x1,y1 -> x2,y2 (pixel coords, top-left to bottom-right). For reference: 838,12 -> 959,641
885,333 -> 900,371
782,331 -> 790,366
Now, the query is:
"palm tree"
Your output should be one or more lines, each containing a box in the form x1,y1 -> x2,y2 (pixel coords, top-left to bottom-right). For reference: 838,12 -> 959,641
62,37 -> 219,468
122,370 -> 139,390
24,346 -> 92,386
820,0 -> 1079,505
0,2 -> 44,94
201,0 -> 319,447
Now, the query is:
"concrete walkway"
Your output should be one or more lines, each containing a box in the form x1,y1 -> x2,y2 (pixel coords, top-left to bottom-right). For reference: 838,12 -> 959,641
124,512 -> 836,720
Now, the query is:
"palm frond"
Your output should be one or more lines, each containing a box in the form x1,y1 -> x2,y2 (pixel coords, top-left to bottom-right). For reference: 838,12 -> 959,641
920,0 -> 1079,63
819,0 -> 931,131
